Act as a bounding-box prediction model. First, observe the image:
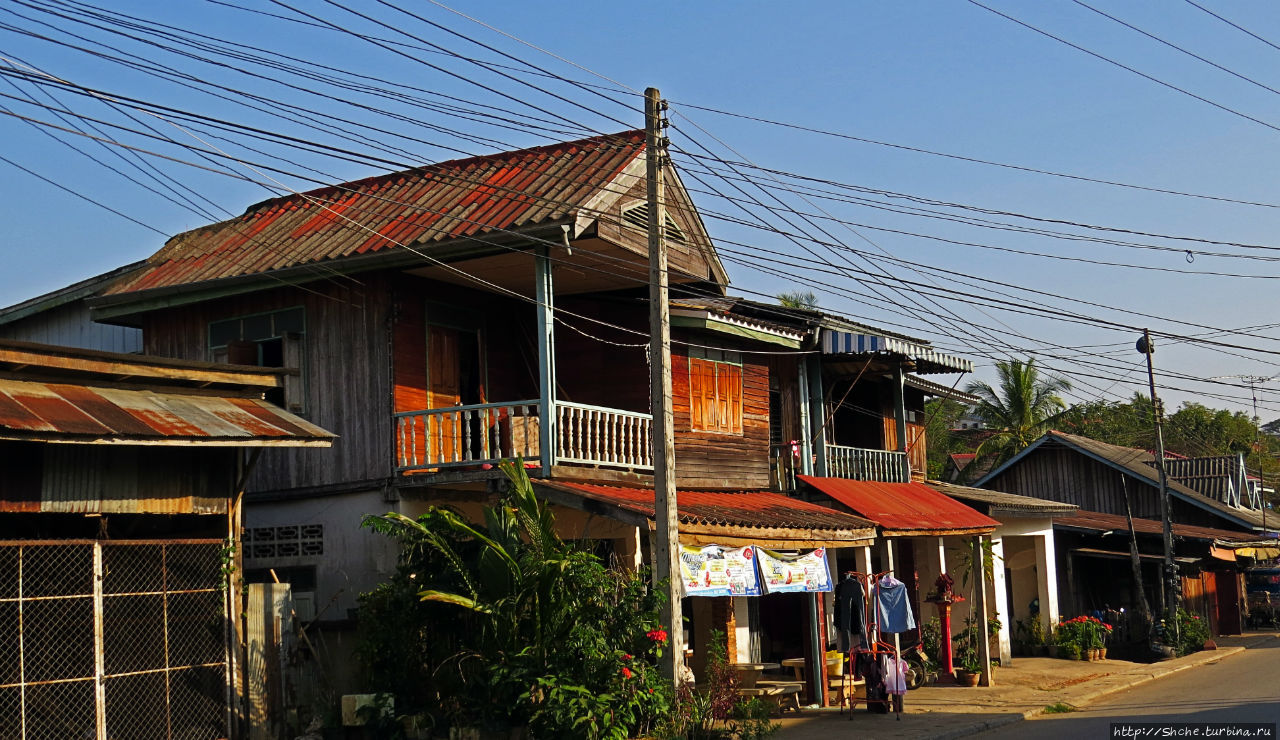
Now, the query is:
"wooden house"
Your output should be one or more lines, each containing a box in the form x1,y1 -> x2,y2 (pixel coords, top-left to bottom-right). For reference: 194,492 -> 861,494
974,430 -> 1276,637
71,129 -> 990,700
0,339 -> 332,739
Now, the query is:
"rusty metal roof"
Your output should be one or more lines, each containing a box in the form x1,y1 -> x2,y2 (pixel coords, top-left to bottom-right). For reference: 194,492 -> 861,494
0,378 -> 333,446
1054,509 -> 1257,543
103,131 -> 647,297
537,480 -> 876,543
797,476 -> 998,536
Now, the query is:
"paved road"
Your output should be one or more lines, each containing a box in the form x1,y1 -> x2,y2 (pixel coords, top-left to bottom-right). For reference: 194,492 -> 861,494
983,635 -> 1280,739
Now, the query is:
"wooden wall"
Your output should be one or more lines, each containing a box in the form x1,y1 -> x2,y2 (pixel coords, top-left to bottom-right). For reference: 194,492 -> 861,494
142,277 -> 394,494
593,169 -> 722,286
985,445 -> 1253,532
0,301 -> 142,354
671,338 -> 771,489
553,297 -> 649,412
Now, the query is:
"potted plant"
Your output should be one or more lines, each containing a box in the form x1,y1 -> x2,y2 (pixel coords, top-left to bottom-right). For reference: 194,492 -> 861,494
952,617 -> 984,686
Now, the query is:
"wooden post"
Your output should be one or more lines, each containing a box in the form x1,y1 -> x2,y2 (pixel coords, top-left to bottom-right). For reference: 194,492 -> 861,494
892,365 -> 909,481
535,245 -> 556,475
798,359 -> 814,476
974,536 -> 993,686
806,356 -> 827,477
646,87 -> 684,682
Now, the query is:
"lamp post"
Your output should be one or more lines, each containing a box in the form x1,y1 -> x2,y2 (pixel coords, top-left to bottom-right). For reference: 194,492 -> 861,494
1137,330 -> 1178,646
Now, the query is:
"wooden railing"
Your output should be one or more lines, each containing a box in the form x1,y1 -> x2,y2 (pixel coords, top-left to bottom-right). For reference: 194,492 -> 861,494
825,444 -> 910,483
396,400 -> 653,473
557,402 -> 653,470
396,400 -> 540,471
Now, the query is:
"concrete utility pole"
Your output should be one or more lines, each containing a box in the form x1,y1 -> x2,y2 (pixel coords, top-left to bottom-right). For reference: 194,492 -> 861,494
1138,329 -> 1178,646
647,87 -> 684,682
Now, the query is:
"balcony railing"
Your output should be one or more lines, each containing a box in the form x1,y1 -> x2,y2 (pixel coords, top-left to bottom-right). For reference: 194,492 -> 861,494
395,400 -> 652,473
825,444 -> 910,483
557,402 -> 653,470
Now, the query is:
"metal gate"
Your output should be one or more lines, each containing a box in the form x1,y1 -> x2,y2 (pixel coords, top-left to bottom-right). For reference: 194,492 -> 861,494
0,540 -> 229,740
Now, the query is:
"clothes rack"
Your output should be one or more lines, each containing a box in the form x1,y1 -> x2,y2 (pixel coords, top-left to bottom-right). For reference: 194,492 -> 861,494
838,570 -> 904,721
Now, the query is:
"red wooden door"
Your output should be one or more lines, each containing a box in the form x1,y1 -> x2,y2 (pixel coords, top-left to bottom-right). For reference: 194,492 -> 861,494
428,325 -> 462,462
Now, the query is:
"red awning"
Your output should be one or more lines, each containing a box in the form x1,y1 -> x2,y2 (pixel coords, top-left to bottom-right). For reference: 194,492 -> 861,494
797,476 -> 998,536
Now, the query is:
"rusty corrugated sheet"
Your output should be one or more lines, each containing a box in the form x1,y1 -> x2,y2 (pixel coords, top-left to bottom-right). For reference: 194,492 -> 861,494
1055,509 -> 1255,543
539,480 -> 876,534
104,131 -> 646,296
797,476 -> 998,535
0,378 -> 333,446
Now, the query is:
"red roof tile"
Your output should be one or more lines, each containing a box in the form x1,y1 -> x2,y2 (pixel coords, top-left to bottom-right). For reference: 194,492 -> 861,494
797,476 -> 998,535
538,480 -> 876,534
106,131 -> 647,295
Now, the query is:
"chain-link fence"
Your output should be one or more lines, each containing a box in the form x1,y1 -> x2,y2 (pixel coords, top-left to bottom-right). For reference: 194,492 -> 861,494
0,540 -> 229,740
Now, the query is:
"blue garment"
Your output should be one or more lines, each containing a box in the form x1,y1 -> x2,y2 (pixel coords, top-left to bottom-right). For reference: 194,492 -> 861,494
876,575 -> 916,634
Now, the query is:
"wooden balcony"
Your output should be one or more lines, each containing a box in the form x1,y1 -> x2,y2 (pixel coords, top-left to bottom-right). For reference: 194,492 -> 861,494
395,400 -> 653,475
825,444 -> 910,483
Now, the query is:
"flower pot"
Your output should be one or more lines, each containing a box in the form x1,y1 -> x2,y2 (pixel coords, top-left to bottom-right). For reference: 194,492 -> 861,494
955,669 -> 981,687
1098,647 -> 1107,660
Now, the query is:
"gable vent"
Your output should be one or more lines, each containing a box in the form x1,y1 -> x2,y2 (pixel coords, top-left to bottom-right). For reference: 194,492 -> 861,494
621,201 -> 687,244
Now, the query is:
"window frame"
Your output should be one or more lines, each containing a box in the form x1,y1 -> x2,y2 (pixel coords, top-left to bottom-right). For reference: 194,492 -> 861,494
687,347 -> 744,435
208,306 -> 306,413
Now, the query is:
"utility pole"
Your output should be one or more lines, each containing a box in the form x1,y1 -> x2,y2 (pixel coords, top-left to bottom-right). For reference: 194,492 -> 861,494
647,87 -> 683,683
1138,329 -> 1178,646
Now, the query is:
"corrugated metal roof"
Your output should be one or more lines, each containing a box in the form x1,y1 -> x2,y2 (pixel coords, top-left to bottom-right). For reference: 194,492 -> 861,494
797,475 -> 998,535
929,480 -> 1078,516
104,131 -> 647,296
1054,509 -> 1257,543
538,480 -> 876,536
821,330 -> 972,374
0,378 -> 333,446
1031,431 -> 1269,532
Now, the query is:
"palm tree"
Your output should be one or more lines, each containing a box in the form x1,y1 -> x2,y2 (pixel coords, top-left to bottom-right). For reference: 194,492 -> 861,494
965,359 -> 1071,472
777,290 -> 818,309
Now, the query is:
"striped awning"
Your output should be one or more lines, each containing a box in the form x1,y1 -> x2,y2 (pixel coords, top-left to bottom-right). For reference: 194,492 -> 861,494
821,330 -> 972,374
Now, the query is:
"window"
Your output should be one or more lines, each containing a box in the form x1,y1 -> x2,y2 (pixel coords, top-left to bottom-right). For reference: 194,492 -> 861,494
688,347 -> 743,434
209,307 -> 305,411
620,201 -> 687,244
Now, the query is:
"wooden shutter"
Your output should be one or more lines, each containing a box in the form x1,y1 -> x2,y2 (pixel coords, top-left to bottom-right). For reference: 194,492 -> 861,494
282,332 -> 304,413
689,357 -> 711,431
720,362 -> 743,434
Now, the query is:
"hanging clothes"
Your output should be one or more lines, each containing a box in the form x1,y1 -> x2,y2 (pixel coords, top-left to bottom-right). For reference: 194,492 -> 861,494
882,654 -> 908,696
876,574 -> 916,634
833,574 -> 865,652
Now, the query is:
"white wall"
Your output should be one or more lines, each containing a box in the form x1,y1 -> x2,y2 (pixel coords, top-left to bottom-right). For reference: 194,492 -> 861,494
243,489 -> 400,620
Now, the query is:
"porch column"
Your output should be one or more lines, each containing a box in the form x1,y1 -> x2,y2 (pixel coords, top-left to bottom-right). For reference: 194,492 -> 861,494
535,245 -> 556,476
854,544 -> 873,576
798,359 -> 814,476
892,365 -> 908,481
1035,529 -> 1061,635
990,536 -> 1012,666
973,536 -> 993,687
806,355 -> 827,476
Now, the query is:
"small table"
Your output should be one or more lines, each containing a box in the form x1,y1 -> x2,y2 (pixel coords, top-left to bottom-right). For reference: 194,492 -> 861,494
780,655 -> 840,681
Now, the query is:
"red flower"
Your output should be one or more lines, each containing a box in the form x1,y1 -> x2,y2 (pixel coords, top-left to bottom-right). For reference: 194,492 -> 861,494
646,629 -> 669,644
623,653 -> 633,660
648,688 -> 655,694
621,667 -> 633,679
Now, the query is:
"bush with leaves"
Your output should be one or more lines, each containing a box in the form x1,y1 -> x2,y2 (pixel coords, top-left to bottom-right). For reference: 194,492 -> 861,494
1176,608 -> 1211,657
358,460 -> 673,738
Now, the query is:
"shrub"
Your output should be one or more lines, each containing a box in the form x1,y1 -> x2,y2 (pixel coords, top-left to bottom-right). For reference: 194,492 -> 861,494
1176,608 -> 1211,657
358,460 -> 673,738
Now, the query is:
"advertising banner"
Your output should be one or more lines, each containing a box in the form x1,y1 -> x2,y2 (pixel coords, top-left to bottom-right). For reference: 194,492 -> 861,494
678,544 -> 762,597
755,547 -> 832,594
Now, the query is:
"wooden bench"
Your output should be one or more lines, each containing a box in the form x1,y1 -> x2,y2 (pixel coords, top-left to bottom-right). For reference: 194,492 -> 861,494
752,680 -> 803,714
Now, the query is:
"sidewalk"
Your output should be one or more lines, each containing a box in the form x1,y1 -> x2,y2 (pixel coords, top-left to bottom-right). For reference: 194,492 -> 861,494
772,631 -> 1280,739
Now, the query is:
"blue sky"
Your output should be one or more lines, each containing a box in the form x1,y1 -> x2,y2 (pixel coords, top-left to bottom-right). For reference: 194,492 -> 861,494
3,1 -> 1280,419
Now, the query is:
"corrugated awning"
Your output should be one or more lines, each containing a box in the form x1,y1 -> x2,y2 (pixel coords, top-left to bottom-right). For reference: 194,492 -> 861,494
797,476 -> 998,536
535,480 -> 877,548
821,330 -> 972,374
0,378 -> 334,446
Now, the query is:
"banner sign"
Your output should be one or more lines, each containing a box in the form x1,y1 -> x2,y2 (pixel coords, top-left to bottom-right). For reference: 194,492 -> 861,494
755,547 -> 832,594
678,544 -> 762,597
